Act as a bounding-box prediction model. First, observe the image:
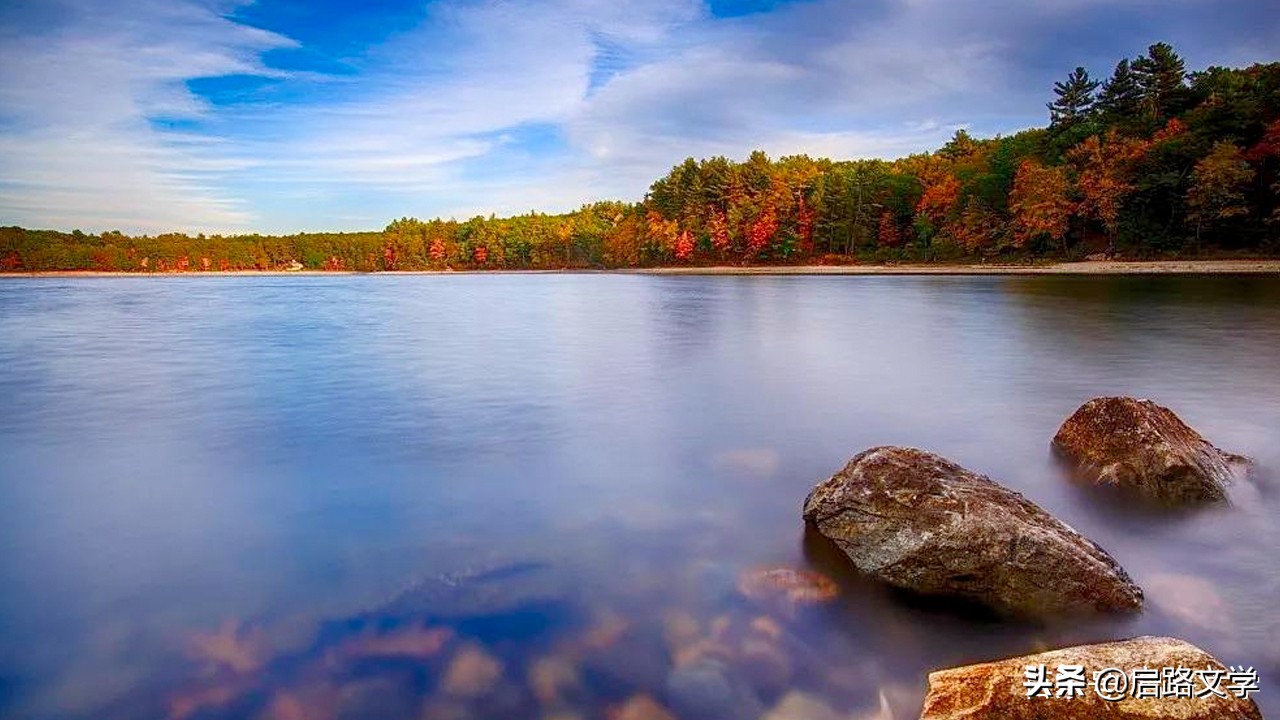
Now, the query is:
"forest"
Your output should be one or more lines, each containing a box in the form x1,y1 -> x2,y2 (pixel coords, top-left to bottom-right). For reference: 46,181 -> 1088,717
3,43 -> 1278,272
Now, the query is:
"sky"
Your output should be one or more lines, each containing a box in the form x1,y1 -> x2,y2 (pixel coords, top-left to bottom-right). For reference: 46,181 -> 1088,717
0,0 -> 1277,234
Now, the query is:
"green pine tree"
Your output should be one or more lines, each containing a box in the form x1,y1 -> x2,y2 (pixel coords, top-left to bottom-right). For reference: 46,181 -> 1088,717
1048,66 -> 1100,126
1095,59 -> 1143,119
1132,42 -> 1189,120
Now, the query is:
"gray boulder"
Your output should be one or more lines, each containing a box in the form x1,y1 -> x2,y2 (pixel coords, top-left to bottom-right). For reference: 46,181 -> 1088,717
802,446 -> 1142,617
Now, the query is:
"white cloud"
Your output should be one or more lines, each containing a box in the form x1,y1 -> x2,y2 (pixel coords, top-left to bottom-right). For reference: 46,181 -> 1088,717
231,0 -> 989,224
0,0 -> 292,232
1,0 -> 1277,233
242,0 -> 1038,224
230,0 -> 707,198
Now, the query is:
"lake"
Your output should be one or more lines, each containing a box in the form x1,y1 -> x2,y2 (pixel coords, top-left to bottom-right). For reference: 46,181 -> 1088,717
1,274 -> 1277,719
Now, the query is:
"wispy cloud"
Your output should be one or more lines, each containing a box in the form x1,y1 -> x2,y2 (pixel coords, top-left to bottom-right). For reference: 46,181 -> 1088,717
0,0 -> 293,232
224,0 -> 709,213
1,0 -> 1277,233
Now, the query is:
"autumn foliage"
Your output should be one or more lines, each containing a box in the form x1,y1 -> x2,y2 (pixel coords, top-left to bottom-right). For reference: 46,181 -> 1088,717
917,174 -> 961,227
1009,160 -> 1075,248
1186,141 -> 1255,240
1068,131 -> 1150,241
4,43 -> 1279,272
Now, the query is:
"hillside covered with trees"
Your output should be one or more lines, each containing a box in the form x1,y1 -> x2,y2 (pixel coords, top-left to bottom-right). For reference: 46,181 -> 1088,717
3,43 -> 1278,272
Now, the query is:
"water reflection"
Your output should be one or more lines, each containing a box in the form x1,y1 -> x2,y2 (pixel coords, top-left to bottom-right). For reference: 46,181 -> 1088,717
0,275 -> 1277,718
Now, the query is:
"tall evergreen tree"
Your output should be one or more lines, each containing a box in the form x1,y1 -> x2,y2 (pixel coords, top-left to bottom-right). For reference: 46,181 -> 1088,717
1095,59 -> 1143,119
1132,42 -> 1189,119
939,129 -> 980,159
1048,66 -> 1099,125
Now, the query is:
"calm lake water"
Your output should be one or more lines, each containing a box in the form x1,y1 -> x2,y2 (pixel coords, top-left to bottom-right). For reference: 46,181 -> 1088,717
1,274 -> 1278,719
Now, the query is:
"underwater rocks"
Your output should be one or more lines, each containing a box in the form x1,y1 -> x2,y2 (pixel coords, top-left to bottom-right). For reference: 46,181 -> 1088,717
803,446 -> 1142,618
528,654 -> 585,707
665,657 -> 765,720
609,694 -> 677,720
1052,396 -> 1247,505
440,644 -> 504,698
919,636 -> 1262,719
759,691 -> 844,720
760,689 -> 893,720
736,567 -> 839,615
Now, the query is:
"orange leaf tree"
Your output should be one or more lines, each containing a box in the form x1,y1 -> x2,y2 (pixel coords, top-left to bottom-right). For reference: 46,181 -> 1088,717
1067,131 -> 1149,247
708,211 -> 731,257
916,172 -> 961,227
943,198 -> 1002,254
1008,159 -> 1076,250
644,210 -> 680,262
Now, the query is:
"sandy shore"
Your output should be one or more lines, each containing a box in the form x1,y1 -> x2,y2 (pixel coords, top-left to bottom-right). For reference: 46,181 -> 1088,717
3,260 -> 1279,277
635,260 -> 1280,275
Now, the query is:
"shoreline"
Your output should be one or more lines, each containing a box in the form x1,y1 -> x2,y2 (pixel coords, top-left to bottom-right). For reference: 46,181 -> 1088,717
3,259 -> 1280,277
635,259 -> 1280,275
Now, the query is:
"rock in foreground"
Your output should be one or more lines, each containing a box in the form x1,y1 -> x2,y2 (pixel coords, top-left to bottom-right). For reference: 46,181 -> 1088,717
802,446 -> 1142,617
920,636 -> 1261,719
1052,396 -> 1244,505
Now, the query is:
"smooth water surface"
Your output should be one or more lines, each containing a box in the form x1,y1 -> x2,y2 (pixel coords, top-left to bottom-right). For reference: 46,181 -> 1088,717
1,274 -> 1278,719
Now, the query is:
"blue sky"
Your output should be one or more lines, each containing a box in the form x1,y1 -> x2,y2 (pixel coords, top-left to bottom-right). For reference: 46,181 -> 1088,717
1,0 -> 1277,234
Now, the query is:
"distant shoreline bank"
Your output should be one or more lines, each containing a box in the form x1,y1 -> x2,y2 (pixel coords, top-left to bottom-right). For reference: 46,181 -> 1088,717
3,259 -> 1280,277
636,260 -> 1280,275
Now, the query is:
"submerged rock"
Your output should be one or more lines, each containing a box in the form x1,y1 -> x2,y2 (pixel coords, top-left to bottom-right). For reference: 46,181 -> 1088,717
760,691 -> 842,720
661,610 -> 702,657
377,559 -> 565,619
441,644 -> 504,698
609,694 -> 677,720
748,616 -> 783,641
577,611 -> 669,696
187,619 -> 267,675
1144,572 -> 1230,633
665,657 -> 765,720
802,446 -> 1142,617
260,686 -> 339,720
670,637 -> 735,669
919,636 -> 1262,719
1051,396 -> 1245,505
736,567 -> 839,612
527,654 -> 583,707
336,677 -> 419,720
737,637 -> 792,697
761,689 -> 892,720
419,699 -> 473,720
336,625 -> 453,661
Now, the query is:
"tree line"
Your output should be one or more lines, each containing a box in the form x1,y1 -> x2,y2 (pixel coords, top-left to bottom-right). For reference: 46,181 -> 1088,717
3,43 -> 1278,272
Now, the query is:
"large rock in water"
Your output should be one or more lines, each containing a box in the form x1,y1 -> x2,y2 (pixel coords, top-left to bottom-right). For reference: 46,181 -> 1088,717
1052,396 -> 1244,505
802,446 -> 1142,617
919,636 -> 1262,719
